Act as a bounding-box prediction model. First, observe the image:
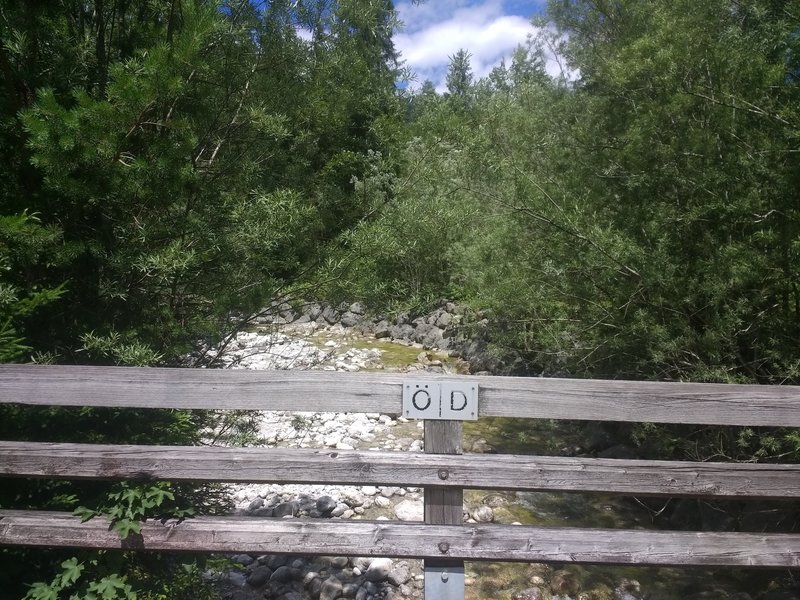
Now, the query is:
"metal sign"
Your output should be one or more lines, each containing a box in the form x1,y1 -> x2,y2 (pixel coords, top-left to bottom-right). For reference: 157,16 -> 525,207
402,381 -> 478,421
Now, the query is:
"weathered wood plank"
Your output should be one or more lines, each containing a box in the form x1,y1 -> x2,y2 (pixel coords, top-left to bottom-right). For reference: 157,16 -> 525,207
2,441 -> 797,499
2,365 -> 799,425
424,421 -> 464,524
1,510 -> 798,567
424,420 -> 465,594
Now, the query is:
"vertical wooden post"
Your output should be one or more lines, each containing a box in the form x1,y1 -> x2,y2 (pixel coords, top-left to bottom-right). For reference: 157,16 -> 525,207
423,420 -> 465,600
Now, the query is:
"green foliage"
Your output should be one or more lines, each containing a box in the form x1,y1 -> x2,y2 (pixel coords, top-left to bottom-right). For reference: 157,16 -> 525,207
446,49 -> 474,104
24,558 -> 136,600
0,212 -> 65,362
74,482 -> 194,540
0,0 -> 404,596
22,553 -> 221,600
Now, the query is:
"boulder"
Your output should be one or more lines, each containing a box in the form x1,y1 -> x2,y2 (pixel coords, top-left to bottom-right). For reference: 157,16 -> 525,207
470,505 -> 494,523
394,499 -> 424,522
322,306 -> 340,324
246,566 -> 272,588
320,576 -> 343,600
340,311 -> 361,327
316,495 -> 337,515
273,500 -> 298,518
390,324 -> 414,341
374,320 -> 391,338
365,557 -> 393,582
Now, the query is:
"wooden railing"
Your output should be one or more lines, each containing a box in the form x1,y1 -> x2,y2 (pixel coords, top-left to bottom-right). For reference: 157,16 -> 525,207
1,365 -> 799,597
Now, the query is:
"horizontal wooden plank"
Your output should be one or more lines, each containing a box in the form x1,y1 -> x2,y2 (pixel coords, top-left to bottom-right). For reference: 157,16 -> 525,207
1,441 -> 797,499
1,510 -> 798,567
1,365 -> 799,425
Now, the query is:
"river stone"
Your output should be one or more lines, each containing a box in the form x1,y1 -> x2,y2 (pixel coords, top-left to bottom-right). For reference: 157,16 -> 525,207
513,589 -> 543,600
374,496 -> 391,508
341,490 -> 365,507
412,323 -> 434,343
390,324 -> 414,340
316,495 -> 337,515
374,320 -> 391,338
349,302 -> 365,315
355,588 -> 368,600
342,582 -> 360,598
365,557 -> 393,582
273,500 -> 298,518
331,556 -> 349,568
307,303 -> 323,320
247,497 -> 264,511
252,506 -> 274,517
471,505 -> 494,522
362,581 -> 380,595
341,311 -> 361,327
394,499 -> 424,521
320,576 -> 343,600
269,566 -> 297,583
246,566 -> 272,588
322,306 -> 340,324
551,570 -> 579,595
422,327 -> 444,348
266,555 -> 290,570
331,502 -> 349,517
388,562 -> 411,586
435,311 -> 452,328
307,577 -> 323,596
225,571 -> 247,587
232,553 -> 255,566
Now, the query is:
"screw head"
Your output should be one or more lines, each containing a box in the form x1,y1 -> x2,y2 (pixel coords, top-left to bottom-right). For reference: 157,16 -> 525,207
441,571 -> 449,582
438,541 -> 450,554
438,468 -> 449,480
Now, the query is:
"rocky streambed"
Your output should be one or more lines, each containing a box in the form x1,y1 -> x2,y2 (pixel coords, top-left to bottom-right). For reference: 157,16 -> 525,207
201,312 -> 798,600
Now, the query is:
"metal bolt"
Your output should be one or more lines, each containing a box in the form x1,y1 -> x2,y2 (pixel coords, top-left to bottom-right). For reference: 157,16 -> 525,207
438,468 -> 449,480
441,571 -> 449,582
438,541 -> 450,554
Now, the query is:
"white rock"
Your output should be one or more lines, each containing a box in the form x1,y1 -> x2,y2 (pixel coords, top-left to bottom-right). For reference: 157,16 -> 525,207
394,500 -> 424,522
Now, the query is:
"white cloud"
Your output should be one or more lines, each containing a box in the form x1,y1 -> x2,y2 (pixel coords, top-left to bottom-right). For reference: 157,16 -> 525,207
395,0 -> 544,91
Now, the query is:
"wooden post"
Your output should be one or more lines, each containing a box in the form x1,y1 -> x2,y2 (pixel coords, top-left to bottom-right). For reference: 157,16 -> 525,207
423,420 -> 464,600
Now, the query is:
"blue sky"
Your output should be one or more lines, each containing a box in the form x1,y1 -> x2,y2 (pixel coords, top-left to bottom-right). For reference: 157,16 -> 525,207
394,0 -> 548,91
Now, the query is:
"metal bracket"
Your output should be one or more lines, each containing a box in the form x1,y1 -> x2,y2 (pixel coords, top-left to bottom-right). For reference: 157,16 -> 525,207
424,563 -> 465,599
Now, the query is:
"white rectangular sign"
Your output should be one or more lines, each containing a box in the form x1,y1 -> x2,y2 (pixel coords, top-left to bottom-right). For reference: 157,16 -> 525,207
402,381 -> 479,421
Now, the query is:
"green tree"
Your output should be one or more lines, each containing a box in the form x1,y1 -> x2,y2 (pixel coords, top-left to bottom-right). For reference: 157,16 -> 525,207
446,49 -> 474,106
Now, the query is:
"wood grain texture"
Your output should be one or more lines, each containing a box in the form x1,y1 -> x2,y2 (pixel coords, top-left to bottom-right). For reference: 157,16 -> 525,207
423,420 -> 465,579
1,510 -> 798,567
2,365 -> 799,425
1,441 -> 798,499
424,421 -> 464,525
